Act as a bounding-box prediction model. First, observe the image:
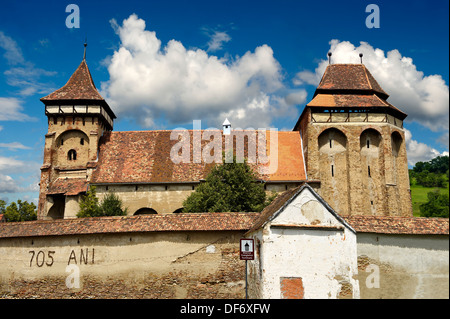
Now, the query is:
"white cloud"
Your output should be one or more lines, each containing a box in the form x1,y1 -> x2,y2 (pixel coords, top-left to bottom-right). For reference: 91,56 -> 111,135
294,40 -> 449,132
0,142 -> 32,150
0,156 -> 27,173
0,156 -> 41,195
4,66 -> 57,96
404,129 -> 447,166
0,31 -> 56,96
101,14 -> 305,129
0,97 -> 36,121
0,31 -> 25,65
0,174 -> 21,193
206,30 -> 231,52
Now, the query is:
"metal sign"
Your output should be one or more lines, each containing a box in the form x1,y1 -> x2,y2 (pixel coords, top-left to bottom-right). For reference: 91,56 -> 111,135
240,239 -> 254,260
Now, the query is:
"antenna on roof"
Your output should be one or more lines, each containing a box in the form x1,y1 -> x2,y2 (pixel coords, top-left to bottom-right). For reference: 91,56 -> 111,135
327,52 -> 332,64
359,53 -> 363,64
83,37 -> 87,61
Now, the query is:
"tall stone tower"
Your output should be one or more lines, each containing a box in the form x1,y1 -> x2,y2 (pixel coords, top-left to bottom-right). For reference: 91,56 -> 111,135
38,53 -> 116,220
294,63 -> 412,217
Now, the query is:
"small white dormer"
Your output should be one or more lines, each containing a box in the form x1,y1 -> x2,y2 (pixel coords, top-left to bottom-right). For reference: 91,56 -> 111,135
222,118 -> 231,135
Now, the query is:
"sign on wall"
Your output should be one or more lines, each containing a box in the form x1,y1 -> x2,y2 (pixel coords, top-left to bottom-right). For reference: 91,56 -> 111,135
240,239 -> 254,260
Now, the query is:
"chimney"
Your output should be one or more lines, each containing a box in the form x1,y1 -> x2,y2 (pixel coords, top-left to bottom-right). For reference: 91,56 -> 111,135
222,118 -> 231,135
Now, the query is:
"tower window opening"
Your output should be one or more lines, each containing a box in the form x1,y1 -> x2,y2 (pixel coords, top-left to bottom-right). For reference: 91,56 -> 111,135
368,166 -> 371,177
80,138 -> 84,145
331,165 -> 334,177
68,149 -> 77,161
61,139 -> 64,146
329,139 -> 332,148
367,139 -> 370,148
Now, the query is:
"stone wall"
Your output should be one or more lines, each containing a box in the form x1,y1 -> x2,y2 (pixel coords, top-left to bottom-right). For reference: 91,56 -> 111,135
38,115 -> 105,219
298,111 -> 412,217
0,231 -> 247,299
0,214 -> 258,299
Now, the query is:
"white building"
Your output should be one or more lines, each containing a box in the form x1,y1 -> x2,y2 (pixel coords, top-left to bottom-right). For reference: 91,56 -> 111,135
245,184 -> 360,299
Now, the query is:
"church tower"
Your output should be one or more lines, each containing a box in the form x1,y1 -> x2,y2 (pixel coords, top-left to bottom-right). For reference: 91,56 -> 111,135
294,62 -> 412,217
38,46 -> 116,220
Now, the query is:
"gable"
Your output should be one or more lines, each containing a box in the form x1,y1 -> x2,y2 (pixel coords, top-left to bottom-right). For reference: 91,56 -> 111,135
247,184 -> 355,234
270,186 -> 355,232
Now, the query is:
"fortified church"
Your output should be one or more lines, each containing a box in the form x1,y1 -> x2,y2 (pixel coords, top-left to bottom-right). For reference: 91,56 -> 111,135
37,51 -> 412,220
0,48 -> 447,300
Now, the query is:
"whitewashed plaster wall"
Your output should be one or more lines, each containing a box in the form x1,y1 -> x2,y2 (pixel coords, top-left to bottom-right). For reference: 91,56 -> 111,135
247,187 -> 360,299
356,233 -> 449,299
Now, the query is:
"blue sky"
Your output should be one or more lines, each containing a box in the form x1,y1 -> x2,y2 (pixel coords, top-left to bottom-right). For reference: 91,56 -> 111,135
0,0 -> 448,205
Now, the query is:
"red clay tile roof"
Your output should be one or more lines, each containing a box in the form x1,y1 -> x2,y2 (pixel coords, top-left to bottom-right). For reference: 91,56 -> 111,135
246,185 -> 449,236
41,60 -> 104,101
47,178 -> 88,196
0,213 -> 260,238
307,93 -> 407,119
90,130 -> 306,184
343,216 -> 449,235
247,185 -> 302,233
315,64 -> 388,99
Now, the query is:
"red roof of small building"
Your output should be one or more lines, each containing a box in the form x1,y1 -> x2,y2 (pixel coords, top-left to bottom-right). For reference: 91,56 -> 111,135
247,185 -> 449,236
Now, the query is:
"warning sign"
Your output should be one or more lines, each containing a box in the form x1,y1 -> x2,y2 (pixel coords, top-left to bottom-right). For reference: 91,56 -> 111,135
240,239 -> 254,260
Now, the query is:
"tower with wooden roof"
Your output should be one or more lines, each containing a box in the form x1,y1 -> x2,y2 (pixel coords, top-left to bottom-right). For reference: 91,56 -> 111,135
294,62 -> 412,217
38,44 -> 116,219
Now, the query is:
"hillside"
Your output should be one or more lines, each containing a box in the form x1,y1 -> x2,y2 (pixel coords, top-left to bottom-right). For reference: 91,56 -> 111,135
409,155 -> 449,218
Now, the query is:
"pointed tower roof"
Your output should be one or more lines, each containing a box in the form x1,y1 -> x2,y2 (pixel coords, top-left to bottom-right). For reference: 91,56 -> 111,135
314,64 -> 388,99
40,57 -> 116,126
41,59 -> 105,102
302,63 -> 406,120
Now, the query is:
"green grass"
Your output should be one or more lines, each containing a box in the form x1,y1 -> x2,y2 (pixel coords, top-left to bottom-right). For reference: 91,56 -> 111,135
410,184 -> 449,217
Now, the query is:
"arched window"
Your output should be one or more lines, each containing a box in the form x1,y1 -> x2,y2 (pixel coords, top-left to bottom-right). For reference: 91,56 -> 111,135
134,208 -> 157,215
68,149 -> 77,161
391,131 -> 403,157
172,208 -> 184,214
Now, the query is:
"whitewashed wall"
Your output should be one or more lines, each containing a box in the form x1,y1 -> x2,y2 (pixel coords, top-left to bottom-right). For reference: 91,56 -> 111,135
247,186 -> 360,299
356,233 -> 449,299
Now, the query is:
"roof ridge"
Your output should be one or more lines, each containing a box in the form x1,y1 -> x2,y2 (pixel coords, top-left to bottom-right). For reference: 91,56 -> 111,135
362,65 -> 373,90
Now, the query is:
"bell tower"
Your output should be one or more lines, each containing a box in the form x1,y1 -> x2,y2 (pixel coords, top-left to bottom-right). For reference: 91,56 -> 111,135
38,45 -> 116,220
295,62 -> 412,217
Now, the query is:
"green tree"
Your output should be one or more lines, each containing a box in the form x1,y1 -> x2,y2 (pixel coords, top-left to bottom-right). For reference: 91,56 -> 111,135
3,200 -> 37,222
183,157 -> 276,213
100,192 -> 127,217
413,156 -> 449,175
77,186 -> 102,218
0,199 -> 6,215
77,187 -> 127,218
419,190 -> 449,218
